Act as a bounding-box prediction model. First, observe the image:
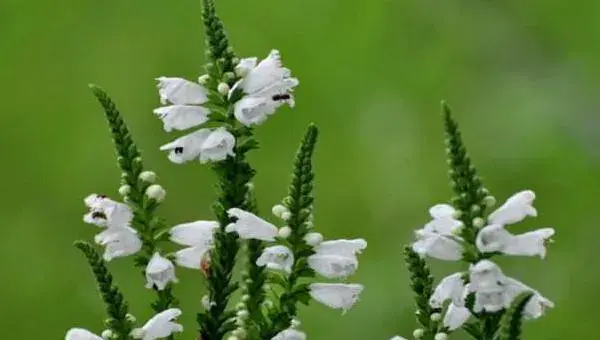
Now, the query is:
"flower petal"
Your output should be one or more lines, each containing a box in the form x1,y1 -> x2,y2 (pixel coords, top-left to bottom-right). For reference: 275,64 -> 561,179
308,283 -> 363,313
153,105 -> 210,132
199,127 -> 236,163
488,190 -> 537,225
157,77 -> 208,105
169,221 -> 219,246
225,208 -> 278,241
159,129 -> 211,164
256,245 -> 294,273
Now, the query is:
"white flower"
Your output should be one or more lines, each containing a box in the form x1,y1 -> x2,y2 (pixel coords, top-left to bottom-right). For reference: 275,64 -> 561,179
256,245 -> 294,273
225,208 -> 278,241
94,226 -> 142,261
169,221 -> 218,269
198,127 -> 236,163
469,260 -> 554,317
313,239 -> 367,257
83,194 -> 132,228
65,328 -> 103,340
443,303 -> 471,330
231,50 -> 299,126
156,77 -> 208,105
308,254 -> 358,279
412,230 -> 463,261
309,283 -> 363,313
271,329 -> 306,340
476,224 -> 555,258
153,105 -> 211,132
488,190 -> 537,225
160,129 -> 211,164
131,308 -> 183,340
145,252 -> 178,290
429,272 -> 465,308
424,204 -> 463,235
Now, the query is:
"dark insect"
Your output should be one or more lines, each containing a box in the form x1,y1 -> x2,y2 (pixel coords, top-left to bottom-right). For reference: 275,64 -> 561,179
91,211 -> 107,219
174,147 -> 184,154
272,93 -> 291,101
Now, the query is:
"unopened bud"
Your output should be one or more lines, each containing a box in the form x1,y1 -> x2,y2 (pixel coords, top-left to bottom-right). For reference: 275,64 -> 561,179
473,217 -> 485,228
241,294 -> 250,302
101,329 -> 114,339
430,313 -> 442,322
223,72 -> 236,82
198,74 -> 210,85
118,184 -> 131,197
125,313 -> 136,323
236,310 -> 249,319
272,204 -> 289,218
413,328 -> 425,338
139,171 -> 157,183
278,226 -> 292,239
434,333 -> 448,340
304,232 -> 323,246
146,184 -> 166,202
483,195 -> 497,207
217,82 -> 230,95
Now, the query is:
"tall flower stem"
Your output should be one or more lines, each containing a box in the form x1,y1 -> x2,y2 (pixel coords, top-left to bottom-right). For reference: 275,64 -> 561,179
89,85 -> 178,316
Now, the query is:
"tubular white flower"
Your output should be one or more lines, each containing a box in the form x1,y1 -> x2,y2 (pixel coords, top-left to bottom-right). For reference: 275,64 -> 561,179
412,230 -> 463,261
271,329 -> 307,340
153,105 -> 211,132
469,260 -> 506,293
424,204 -> 463,235
225,208 -> 278,241
94,226 -> 142,261
256,245 -> 294,273
231,50 -> 299,126
156,77 -> 208,105
476,224 -> 555,258
307,254 -> 358,279
198,127 -> 236,163
145,252 -> 178,290
313,239 -> 367,257
488,190 -> 537,225
443,303 -> 471,330
83,194 -> 133,228
429,272 -> 465,308
65,328 -> 103,340
309,283 -> 363,313
503,277 -> 555,319
159,129 -> 211,164
131,308 -> 183,340
169,221 -> 218,269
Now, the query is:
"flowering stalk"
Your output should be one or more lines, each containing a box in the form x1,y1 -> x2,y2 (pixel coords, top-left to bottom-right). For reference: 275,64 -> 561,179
194,1 -> 262,338
89,85 -> 178,313
395,102 -> 556,340
74,241 -> 134,340
403,246 -> 439,340
263,125 -> 319,338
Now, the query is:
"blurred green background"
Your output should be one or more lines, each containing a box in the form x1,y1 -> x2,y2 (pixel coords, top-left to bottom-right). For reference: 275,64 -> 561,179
1,0 -> 599,339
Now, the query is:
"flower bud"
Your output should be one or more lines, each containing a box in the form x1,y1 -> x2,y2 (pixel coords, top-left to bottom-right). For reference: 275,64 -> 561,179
235,302 -> 246,311
434,333 -> 448,340
236,310 -> 249,319
139,171 -> 157,183
413,329 -> 424,338
272,204 -> 289,218
227,336 -> 239,340
483,195 -> 497,207
241,294 -> 250,302
278,226 -> 292,239
304,232 -> 323,246
262,300 -> 274,309
125,313 -> 136,323
223,72 -> 236,82
430,313 -> 442,322
218,82 -> 230,95
198,74 -> 210,85
290,318 -> 301,328
118,184 -> 131,197
101,329 -> 114,339
232,328 -> 246,338
473,217 -> 485,228
146,184 -> 166,202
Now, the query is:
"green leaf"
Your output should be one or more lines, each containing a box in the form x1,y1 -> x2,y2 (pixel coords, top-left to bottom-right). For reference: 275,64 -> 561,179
496,292 -> 534,340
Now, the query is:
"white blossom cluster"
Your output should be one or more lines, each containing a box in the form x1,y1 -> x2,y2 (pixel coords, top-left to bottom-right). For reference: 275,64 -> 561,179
225,204 -> 367,339
392,190 -> 555,340
155,50 -> 298,164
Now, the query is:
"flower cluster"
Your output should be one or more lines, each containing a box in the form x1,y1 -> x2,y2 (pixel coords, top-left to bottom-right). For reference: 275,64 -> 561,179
155,50 -> 298,164
394,190 -> 555,340
226,204 -> 367,338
